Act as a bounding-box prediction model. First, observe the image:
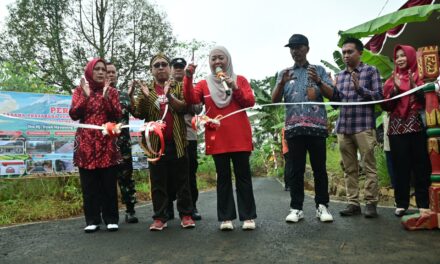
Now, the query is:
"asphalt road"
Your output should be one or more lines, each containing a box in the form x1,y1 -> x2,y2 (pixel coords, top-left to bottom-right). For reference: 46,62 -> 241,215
1,177 -> 439,264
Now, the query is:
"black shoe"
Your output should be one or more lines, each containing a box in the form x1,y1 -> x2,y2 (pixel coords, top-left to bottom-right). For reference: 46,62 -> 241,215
125,212 -> 139,223
364,204 -> 378,218
339,204 -> 362,216
192,208 -> 202,221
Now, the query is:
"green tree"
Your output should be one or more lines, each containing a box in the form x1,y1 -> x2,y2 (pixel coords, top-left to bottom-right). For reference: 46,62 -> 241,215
250,74 -> 285,145
0,61 -> 58,93
250,74 -> 285,175
73,0 -> 176,87
0,0 -> 73,92
0,0 -> 178,93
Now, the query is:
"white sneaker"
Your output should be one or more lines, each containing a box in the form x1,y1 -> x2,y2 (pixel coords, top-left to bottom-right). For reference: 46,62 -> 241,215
220,221 -> 234,231
107,224 -> 119,231
84,225 -> 99,233
316,204 -> 334,222
242,220 -> 256,230
285,209 -> 304,223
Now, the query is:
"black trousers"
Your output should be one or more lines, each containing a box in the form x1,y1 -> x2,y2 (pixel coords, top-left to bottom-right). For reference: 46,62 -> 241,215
79,166 -> 119,225
167,140 -> 199,211
168,140 -> 199,213
284,152 -> 293,187
213,151 -> 257,221
150,141 -> 193,221
389,132 -> 431,209
187,140 -> 199,206
117,158 -> 137,213
287,135 -> 329,210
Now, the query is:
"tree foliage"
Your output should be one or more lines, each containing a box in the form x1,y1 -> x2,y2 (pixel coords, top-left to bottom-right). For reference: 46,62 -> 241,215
250,74 -> 285,146
0,0 -> 180,93
171,39 -> 215,81
0,0 -> 73,92
73,0 -> 177,87
250,74 -> 285,177
0,61 -> 59,93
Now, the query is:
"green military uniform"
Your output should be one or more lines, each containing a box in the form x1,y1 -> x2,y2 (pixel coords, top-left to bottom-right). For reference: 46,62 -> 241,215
116,88 -> 137,214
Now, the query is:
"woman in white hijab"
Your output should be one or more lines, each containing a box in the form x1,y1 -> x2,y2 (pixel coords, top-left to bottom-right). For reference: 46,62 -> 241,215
184,46 -> 257,230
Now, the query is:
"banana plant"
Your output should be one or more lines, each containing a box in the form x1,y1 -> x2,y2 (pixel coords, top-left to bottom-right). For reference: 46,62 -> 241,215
250,74 -> 285,146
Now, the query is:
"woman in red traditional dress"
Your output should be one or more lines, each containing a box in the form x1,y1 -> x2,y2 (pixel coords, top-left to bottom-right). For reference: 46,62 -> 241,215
69,58 -> 122,232
382,45 -> 431,217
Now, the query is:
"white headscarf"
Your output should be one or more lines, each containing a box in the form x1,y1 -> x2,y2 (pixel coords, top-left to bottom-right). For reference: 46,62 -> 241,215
206,46 -> 237,108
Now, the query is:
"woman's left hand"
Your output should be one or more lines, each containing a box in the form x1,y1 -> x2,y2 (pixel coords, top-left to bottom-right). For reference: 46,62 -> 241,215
408,69 -> 417,89
103,79 -> 110,99
224,74 -> 238,90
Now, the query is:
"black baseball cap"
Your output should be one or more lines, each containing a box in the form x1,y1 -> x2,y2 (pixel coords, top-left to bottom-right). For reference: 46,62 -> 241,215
284,34 -> 309,48
171,58 -> 187,68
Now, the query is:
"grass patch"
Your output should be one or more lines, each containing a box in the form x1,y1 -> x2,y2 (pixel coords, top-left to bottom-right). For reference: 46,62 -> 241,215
0,199 -> 83,225
0,161 -> 217,226
326,136 -> 344,175
0,177 -> 83,225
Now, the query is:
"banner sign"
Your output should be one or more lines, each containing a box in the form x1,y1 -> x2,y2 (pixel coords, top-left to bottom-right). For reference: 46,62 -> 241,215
0,91 -> 148,177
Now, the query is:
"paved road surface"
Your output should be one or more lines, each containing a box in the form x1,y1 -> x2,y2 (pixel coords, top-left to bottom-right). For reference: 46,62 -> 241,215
1,178 -> 439,264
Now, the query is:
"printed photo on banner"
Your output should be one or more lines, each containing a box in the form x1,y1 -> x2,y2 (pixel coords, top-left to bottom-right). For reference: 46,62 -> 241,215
0,160 -> 26,176
25,140 -> 52,154
0,140 -> 24,154
54,159 -> 77,173
26,160 -> 53,174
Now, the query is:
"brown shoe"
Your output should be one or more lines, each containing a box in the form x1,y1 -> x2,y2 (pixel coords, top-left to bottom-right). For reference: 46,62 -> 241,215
339,204 -> 361,216
364,204 -> 378,218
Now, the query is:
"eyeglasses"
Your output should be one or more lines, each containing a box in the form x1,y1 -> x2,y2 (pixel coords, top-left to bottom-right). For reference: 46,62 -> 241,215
153,62 -> 169,69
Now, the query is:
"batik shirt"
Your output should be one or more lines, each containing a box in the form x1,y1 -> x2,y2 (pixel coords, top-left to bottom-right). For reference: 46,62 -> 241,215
276,62 -> 332,139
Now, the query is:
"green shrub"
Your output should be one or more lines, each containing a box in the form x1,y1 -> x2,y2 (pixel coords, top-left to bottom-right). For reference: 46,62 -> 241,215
375,144 -> 391,187
197,155 -> 216,177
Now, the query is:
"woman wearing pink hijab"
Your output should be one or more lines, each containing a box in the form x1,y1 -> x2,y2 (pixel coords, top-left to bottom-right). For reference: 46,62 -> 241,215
382,45 -> 431,217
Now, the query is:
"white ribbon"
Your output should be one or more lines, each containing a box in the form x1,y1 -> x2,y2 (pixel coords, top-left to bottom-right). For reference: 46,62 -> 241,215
1,82 -> 438,128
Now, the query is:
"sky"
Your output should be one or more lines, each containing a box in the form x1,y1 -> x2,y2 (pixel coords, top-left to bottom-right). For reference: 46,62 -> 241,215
0,0 -> 408,80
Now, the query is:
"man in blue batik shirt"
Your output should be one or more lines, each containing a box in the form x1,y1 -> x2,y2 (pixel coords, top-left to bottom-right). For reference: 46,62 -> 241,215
272,34 -> 334,224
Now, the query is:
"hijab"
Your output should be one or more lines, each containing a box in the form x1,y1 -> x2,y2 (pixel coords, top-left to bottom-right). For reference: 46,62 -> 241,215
84,58 -> 106,91
206,46 -> 237,108
383,45 -> 422,118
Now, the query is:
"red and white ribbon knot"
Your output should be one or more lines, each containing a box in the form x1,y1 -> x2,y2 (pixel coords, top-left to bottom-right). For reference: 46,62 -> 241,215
140,121 -> 166,162
101,122 -> 122,137
191,115 -> 222,132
